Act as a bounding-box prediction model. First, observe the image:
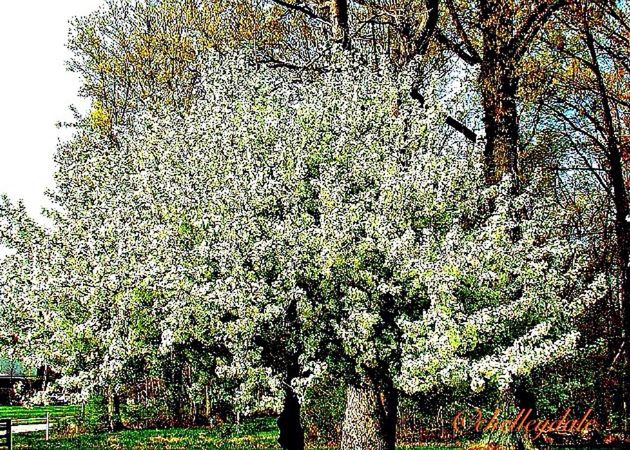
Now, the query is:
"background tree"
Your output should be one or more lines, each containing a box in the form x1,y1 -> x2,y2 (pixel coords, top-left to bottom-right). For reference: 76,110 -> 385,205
532,0 -> 630,429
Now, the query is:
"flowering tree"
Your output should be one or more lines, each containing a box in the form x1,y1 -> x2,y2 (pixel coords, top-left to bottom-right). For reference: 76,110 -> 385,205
1,52 -> 605,449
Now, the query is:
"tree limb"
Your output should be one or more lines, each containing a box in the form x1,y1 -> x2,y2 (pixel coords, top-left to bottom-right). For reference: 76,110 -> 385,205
445,116 -> 477,142
444,0 -> 481,62
436,30 -> 480,65
507,0 -> 567,61
414,0 -> 440,56
270,0 -> 325,22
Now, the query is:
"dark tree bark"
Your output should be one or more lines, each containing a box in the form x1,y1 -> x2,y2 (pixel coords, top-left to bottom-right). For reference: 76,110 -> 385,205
478,0 -> 520,185
433,0 -> 566,184
341,377 -> 398,450
331,0 -> 350,50
274,297 -> 306,450
514,380 -> 537,448
107,389 -> 124,431
277,386 -> 305,450
415,0 -> 440,57
479,58 -> 520,184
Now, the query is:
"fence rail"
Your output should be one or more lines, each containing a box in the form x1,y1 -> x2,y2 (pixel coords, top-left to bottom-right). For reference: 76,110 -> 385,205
0,419 -> 11,450
0,413 -> 54,448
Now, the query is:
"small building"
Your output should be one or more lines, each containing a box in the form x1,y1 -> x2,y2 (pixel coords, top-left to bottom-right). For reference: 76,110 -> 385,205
0,358 -> 41,405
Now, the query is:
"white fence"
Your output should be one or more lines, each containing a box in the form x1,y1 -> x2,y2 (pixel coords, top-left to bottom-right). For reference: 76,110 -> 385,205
11,413 -> 51,439
0,414 -> 51,449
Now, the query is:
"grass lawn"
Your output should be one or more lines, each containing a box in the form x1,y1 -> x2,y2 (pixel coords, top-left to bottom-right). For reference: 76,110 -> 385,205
8,415 -> 282,449
13,427 -> 459,450
0,404 -> 80,422
13,426 -> 279,449
11,426 -> 626,450
8,413 -> 457,450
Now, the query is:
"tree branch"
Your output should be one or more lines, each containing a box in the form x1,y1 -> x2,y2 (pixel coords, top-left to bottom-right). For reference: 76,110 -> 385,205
444,0 -> 481,62
414,0 -> 440,56
436,30 -> 480,65
410,87 -> 477,142
507,0 -> 567,61
445,116 -> 477,142
270,0 -> 325,22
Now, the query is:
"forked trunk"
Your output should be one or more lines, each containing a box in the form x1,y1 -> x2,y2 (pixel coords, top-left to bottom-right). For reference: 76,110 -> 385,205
341,378 -> 398,450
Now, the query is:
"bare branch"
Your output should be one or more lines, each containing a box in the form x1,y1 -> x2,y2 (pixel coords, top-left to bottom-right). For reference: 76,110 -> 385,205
445,116 -> 477,142
508,0 -> 567,61
414,0 -> 440,56
444,0 -> 481,62
270,0 -> 326,22
436,30 -> 480,65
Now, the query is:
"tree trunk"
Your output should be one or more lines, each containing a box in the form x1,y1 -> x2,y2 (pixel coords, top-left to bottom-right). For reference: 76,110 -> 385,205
331,0 -> 350,50
620,236 -> 630,434
513,382 -> 537,449
341,378 -> 398,450
164,364 -> 185,424
277,388 -> 305,450
479,60 -> 520,185
43,364 -> 48,391
479,0 -> 520,186
274,295 -> 306,450
107,388 -> 124,431
205,385 -> 212,424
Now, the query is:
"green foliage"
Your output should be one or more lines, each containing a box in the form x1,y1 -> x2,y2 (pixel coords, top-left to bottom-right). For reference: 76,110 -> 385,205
81,395 -> 109,433
301,375 -> 346,445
